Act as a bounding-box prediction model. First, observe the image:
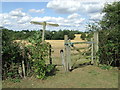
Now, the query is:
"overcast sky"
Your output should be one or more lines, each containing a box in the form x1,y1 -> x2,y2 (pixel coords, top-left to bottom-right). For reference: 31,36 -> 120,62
1,0 -> 119,31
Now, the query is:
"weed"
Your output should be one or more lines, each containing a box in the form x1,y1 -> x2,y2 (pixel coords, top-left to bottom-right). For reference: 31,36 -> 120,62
99,64 -> 113,70
9,78 -> 21,83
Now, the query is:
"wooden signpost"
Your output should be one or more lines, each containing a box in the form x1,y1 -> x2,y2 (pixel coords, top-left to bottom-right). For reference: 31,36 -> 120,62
30,21 -> 59,42
30,21 -> 59,65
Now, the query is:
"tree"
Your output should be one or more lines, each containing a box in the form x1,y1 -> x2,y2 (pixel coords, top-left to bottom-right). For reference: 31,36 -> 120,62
86,32 -> 93,41
50,30 -> 76,40
99,2 -> 120,66
81,33 -> 86,40
100,2 -> 120,30
87,1 -> 120,66
45,31 -> 53,40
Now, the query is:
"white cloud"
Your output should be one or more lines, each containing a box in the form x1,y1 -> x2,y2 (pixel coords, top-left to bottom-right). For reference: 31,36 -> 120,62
68,13 -> 80,19
18,16 -> 32,24
1,0 -> 119,31
31,13 -> 85,28
3,20 -> 11,25
89,13 -> 105,20
74,18 -> 85,24
83,4 -> 104,13
0,9 -> 35,30
9,8 -> 26,17
47,0 -> 119,14
29,9 -> 44,13
1,8 -> 85,31
31,16 -> 64,23
47,0 -> 81,14
1,13 -> 10,19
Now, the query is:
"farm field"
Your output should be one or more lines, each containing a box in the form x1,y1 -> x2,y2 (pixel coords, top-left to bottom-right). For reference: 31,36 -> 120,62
2,38 -> 119,88
46,35 -> 89,65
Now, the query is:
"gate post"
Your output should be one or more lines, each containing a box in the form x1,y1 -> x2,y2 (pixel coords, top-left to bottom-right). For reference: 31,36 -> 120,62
91,38 -> 94,64
93,31 -> 99,65
49,44 -> 52,64
60,50 -> 65,70
64,35 -> 69,72
68,39 -> 72,70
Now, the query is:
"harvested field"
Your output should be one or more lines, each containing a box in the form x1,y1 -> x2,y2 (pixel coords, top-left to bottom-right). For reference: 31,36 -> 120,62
45,37 -> 89,65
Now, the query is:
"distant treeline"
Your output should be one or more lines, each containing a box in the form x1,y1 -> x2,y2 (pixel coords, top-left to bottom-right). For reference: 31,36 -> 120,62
1,28 -> 84,40
45,30 -> 83,40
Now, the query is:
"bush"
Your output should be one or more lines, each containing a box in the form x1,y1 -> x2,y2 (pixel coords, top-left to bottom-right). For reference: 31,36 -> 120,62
86,33 -> 93,41
2,29 -> 23,79
2,29 -> 56,80
99,29 -> 120,66
87,2 -> 120,67
81,33 -> 86,40
28,32 -> 55,79
98,2 -> 120,66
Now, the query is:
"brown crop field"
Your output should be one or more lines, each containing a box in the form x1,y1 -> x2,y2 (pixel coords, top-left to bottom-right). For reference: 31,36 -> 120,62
45,35 -> 89,65
46,34 -> 88,57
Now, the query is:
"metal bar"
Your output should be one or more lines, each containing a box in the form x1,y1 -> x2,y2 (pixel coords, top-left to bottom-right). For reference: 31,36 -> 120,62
71,47 -> 91,51
67,41 -> 95,45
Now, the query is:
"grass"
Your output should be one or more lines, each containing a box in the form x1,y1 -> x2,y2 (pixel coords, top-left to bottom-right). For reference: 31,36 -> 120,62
2,38 -> 119,88
0,80 -> 2,89
2,65 -> 118,88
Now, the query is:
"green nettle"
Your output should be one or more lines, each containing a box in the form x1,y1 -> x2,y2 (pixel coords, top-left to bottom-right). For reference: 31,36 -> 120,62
28,32 -> 53,79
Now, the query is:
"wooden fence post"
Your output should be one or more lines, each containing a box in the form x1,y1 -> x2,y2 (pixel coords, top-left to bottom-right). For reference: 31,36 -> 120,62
60,50 -> 65,70
49,44 -> 52,64
19,45 -> 26,78
64,35 -> 69,72
91,38 -> 94,64
93,31 -> 99,65
68,39 -> 72,70
22,59 -> 26,78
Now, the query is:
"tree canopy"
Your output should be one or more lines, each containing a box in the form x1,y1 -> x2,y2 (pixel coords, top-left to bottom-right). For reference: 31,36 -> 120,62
88,1 -> 120,66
